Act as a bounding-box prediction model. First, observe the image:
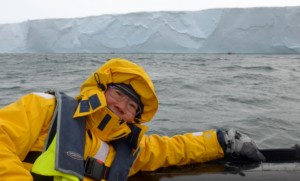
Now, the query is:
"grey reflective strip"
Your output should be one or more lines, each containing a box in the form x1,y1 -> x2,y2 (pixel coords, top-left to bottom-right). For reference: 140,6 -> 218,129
89,94 -> 101,110
80,100 -> 90,112
98,114 -> 111,131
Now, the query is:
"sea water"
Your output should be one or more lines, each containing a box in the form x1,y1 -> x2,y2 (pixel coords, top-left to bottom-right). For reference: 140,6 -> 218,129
0,53 -> 300,149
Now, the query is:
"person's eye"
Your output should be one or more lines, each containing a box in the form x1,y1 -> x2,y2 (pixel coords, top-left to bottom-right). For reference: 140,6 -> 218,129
129,103 -> 138,110
115,90 -> 123,96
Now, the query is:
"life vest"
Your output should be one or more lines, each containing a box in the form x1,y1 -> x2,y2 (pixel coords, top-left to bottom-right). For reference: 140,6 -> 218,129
30,91 -> 141,181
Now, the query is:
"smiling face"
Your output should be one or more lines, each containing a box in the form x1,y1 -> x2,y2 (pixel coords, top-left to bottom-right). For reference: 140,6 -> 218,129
104,86 -> 139,123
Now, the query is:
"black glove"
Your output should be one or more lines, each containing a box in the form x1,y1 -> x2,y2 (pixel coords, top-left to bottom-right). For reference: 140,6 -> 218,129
217,128 -> 266,162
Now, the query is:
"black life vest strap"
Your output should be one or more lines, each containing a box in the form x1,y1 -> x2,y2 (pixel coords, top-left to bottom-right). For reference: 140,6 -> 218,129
23,151 -> 54,181
23,151 -> 42,164
84,157 -> 110,180
31,172 -> 54,181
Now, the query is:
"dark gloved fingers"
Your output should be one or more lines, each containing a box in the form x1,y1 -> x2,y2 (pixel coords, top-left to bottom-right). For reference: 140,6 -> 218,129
224,129 -> 266,162
240,142 -> 266,162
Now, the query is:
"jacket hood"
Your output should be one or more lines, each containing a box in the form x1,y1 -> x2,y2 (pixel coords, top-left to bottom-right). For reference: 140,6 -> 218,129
75,58 -> 158,123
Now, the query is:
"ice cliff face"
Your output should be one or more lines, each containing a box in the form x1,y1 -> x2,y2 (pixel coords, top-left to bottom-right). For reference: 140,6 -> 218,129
0,6 -> 299,53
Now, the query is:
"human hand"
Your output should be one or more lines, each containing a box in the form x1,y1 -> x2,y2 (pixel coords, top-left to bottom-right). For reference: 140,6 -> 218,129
218,128 -> 266,162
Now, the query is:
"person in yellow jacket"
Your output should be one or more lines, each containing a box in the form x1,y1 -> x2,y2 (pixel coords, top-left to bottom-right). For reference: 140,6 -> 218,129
0,58 -> 265,181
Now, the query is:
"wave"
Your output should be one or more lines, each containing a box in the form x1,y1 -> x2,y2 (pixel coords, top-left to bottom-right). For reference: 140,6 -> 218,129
224,65 -> 275,71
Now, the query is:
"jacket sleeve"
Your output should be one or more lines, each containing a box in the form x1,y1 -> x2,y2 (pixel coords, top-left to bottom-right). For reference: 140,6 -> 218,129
0,93 -> 55,180
129,129 -> 224,176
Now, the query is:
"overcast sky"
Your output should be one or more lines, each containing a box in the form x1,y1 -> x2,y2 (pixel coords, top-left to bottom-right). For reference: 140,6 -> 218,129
1,0 -> 299,24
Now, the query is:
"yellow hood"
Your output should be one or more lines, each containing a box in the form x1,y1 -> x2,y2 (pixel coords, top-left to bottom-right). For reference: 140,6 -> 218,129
75,58 -> 158,123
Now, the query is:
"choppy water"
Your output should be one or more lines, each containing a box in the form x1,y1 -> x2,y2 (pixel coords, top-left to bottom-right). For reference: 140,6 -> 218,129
1,53 -> 300,149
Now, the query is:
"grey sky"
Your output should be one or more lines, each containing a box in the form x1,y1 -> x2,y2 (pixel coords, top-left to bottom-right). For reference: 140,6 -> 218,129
0,0 -> 299,24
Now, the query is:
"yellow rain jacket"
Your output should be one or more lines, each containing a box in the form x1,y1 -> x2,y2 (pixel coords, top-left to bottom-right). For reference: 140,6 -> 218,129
0,58 -> 224,180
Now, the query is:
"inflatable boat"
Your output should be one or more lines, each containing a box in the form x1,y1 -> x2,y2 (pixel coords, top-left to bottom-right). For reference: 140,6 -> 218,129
129,145 -> 300,181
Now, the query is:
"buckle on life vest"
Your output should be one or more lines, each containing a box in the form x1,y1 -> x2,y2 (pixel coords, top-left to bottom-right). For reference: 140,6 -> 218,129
84,157 -> 110,180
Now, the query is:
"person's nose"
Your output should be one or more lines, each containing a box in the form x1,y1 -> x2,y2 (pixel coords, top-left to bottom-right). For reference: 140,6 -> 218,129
115,98 -> 128,114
